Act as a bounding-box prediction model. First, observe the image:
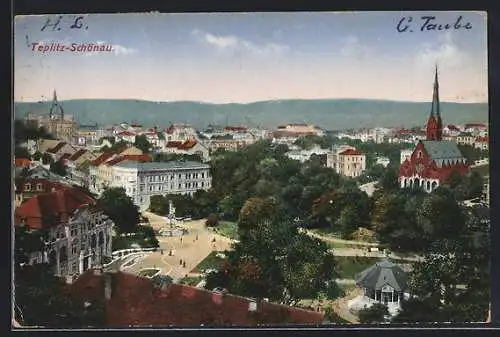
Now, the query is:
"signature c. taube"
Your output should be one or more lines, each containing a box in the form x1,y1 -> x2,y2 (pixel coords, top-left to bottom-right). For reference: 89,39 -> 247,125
397,15 -> 472,33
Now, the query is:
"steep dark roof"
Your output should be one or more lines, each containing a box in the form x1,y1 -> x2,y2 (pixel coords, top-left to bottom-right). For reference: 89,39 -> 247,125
422,140 -> 467,167
355,258 -> 408,292
47,142 -> 67,154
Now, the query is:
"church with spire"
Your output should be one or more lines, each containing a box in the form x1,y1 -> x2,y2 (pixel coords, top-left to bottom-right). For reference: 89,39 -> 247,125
25,90 -> 76,143
398,67 -> 469,193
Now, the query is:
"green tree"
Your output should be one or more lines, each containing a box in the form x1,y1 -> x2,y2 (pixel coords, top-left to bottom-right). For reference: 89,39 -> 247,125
394,206 -> 490,323
15,264 -> 105,327
15,146 -> 31,159
337,205 -> 360,239
41,153 -> 54,165
50,159 -> 68,177
32,151 -> 42,161
97,187 -> 140,233
377,166 -> 399,191
358,303 -> 389,324
134,135 -> 152,153
206,198 -> 341,305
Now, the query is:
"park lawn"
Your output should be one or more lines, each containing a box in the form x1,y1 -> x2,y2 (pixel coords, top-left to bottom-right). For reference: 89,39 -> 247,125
335,256 -> 407,280
192,251 -> 226,273
215,221 -> 239,240
471,164 -> 489,177
179,275 -> 204,286
338,283 -> 357,295
138,268 -> 160,278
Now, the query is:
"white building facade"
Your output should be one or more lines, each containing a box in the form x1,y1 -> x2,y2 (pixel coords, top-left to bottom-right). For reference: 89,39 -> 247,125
111,161 -> 212,211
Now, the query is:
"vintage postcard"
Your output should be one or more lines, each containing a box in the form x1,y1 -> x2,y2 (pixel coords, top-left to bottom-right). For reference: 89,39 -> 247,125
13,11 -> 490,328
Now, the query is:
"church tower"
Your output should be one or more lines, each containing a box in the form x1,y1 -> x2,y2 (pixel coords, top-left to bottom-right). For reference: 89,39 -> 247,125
49,89 -> 65,120
426,66 -> 442,141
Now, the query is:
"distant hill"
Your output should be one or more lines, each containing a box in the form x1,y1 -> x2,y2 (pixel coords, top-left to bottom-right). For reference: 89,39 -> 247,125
14,99 -> 488,130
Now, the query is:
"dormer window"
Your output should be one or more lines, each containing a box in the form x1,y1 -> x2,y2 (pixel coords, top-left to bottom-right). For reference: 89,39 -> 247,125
24,184 -> 31,192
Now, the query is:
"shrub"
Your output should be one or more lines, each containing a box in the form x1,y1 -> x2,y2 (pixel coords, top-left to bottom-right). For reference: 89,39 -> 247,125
205,213 -> 219,227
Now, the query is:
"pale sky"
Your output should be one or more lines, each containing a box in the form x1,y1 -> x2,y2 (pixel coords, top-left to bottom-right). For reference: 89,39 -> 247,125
14,11 -> 488,103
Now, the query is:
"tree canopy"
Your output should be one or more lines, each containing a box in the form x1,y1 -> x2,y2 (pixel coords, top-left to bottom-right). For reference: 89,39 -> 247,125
205,197 -> 342,305
97,187 -> 140,233
134,135 -> 152,153
393,206 -> 490,323
50,159 -> 68,177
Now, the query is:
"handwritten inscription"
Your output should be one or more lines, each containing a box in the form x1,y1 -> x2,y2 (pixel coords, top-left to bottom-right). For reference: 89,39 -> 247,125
40,15 -> 88,31
397,15 -> 472,33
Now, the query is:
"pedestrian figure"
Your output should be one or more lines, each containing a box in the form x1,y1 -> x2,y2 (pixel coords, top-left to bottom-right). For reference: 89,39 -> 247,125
161,249 -> 164,255
169,250 -> 172,256
182,261 -> 186,268
180,259 -> 183,265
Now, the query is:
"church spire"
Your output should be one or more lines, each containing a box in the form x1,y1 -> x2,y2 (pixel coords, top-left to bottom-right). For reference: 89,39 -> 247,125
49,89 -> 64,120
426,65 -> 443,141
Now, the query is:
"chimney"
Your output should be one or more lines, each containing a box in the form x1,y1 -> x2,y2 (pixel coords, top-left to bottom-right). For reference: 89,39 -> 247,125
104,272 -> 112,300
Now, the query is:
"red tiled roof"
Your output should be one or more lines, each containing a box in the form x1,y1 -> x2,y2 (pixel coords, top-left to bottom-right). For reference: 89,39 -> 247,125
47,142 -> 67,154
166,140 -> 198,150
118,131 -> 136,136
476,136 -> 489,142
14,187 -> 96,229
69,149 -> 87,161
465,123 -> 486,128
15,158 -> 31,168
70,270 -> 324,327
339,149 -> 363,156
91,152 -> 115,166
166,141 -> 183,148
105,154 -> 152,166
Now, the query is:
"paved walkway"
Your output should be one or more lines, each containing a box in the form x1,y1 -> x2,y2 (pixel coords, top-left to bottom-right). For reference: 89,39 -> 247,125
306,230 -> 423,262
126,214 -> 233,281
306,230 -> 379,247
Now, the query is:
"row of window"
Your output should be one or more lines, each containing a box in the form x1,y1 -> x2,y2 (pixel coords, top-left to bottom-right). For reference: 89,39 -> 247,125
23,183 -> 45,192
139,172 -> 207,183
139,181 -> 207,193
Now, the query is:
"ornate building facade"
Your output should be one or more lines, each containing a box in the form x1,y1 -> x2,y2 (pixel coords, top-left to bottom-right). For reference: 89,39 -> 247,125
398,67 -> 469,193
14,187 -> 114,281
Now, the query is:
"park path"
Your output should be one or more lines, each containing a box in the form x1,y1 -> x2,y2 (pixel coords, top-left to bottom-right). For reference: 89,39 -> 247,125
305,230 -> 423,262
125,213 -> 233,281
306,230 -> 379,247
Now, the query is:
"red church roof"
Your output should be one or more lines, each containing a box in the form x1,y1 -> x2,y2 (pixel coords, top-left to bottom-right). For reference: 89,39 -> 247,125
70,270 -> 324,326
